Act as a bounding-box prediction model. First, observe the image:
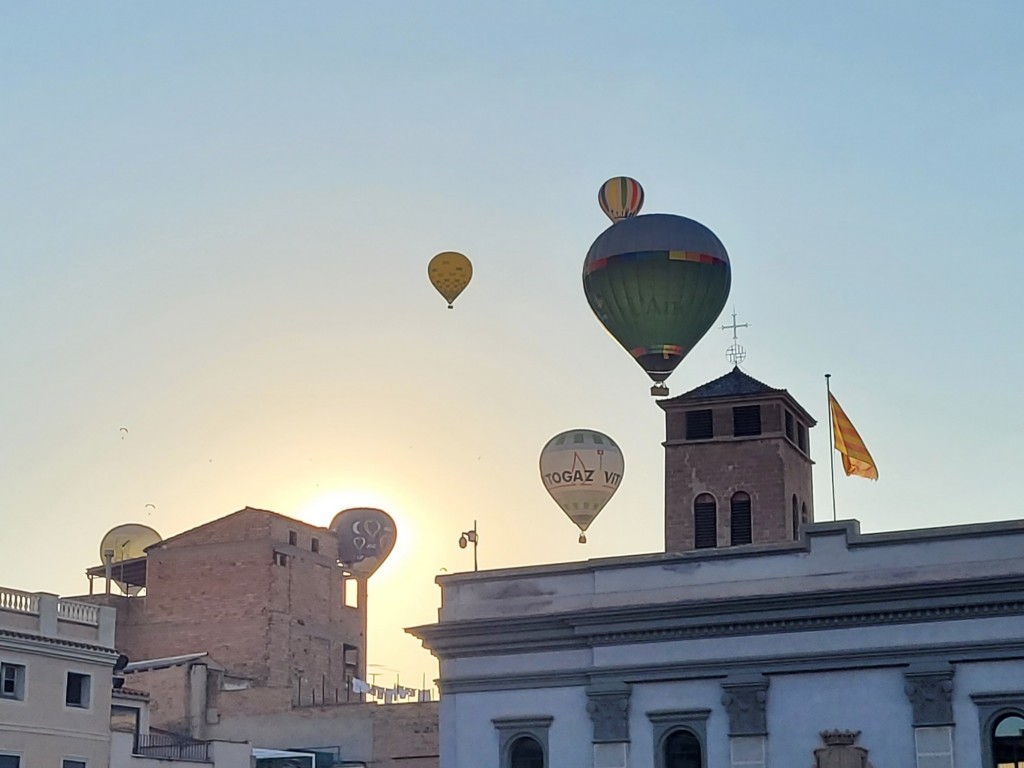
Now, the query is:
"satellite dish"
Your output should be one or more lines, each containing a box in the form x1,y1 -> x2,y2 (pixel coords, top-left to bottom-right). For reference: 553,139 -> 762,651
99,524 -> 162,596
330,508 -> 396,578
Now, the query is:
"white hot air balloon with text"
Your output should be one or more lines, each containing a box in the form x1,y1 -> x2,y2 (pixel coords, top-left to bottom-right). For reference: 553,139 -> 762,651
539,429 -> 624,543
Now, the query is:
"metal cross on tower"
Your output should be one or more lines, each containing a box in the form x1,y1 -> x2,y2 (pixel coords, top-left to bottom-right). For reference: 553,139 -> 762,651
721,308 -> 750,366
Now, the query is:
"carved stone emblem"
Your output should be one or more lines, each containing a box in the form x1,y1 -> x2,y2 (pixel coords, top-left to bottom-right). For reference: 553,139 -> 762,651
586,687 -> 630,742
720,679 -> 768,736
814,730 -> 873,768
904,670 -> 954,726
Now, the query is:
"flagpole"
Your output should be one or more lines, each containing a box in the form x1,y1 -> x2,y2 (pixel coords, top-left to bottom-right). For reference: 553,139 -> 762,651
825,373 -> 836,522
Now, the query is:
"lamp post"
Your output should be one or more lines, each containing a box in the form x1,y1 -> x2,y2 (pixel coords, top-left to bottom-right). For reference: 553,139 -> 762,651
459,521 -> 479,572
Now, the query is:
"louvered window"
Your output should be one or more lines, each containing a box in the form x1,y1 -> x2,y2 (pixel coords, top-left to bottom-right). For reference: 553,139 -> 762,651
686,410 -> 713,440
694,495 -> 717,549
785,410 -> 794,440
733,405 -> 761,437
730,492 -> 752,545
797,423 -> 807,452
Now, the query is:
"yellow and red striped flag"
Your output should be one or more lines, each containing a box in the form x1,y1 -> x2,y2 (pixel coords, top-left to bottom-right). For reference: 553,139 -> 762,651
829,393 -> 878,480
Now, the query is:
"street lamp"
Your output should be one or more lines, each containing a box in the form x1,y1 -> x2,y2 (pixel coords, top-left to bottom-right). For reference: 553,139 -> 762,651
458,520 -> 479,572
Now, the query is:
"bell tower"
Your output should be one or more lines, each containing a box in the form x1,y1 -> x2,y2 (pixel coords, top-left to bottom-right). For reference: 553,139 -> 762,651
658,367 -> 816,552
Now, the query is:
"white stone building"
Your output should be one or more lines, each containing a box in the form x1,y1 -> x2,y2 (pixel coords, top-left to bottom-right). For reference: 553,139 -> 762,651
410,369 -> 1024,768
0,586 -> 119,768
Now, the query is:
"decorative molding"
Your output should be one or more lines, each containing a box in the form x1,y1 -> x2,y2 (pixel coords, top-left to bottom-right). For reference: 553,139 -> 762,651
971,691 -> 1024,768
438,638 -> 1024,694
814,730 -> 873,768
493,715 -> 553,767
587,684 -> 630,743
721,678 -> 768,736
904,668 -> 954,726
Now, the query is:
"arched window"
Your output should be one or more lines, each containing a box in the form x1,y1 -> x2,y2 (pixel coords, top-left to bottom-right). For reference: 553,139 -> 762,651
509,736 -> 544,768
694,494 -> 717,549
730,492 -> 752,546
792,495 -> 799,540
993,714 -> 1024,767
664,728 -> 702,768
801,502 -> 808,525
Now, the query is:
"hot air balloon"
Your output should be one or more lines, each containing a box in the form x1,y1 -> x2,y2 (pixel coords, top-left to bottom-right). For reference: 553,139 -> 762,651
598,177 -> 645,222
539,429 -> 624,543
428,251 -> 473,309
330,507 -> 397,578
583,213 -> 731,397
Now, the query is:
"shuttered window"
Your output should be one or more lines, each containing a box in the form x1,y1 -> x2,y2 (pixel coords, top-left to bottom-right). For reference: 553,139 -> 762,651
686,410 -> 713,440
730,492 -> 752,545
694,495 -> 717,549
785,411 -> 794,440
733,406 -> 761,437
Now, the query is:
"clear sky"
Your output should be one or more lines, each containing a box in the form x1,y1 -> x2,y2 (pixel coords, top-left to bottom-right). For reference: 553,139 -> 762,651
2,2 -> 1022,689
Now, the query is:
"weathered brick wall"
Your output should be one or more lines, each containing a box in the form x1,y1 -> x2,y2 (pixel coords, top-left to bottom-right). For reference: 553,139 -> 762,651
128,666 -> 191,735
663,399 -> 814,552
371,703 -> 440,768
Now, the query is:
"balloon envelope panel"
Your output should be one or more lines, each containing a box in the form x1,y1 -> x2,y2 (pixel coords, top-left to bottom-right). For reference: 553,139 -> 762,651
583,214 -> 731,382
428,251 -> 473,307
331,507 -> 397,577
539,429 -> 624,534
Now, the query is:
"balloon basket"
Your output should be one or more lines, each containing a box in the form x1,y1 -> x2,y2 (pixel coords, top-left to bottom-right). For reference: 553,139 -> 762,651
650,383 -> 669,397
578,533 -> 587,544
447,304 -> 453,309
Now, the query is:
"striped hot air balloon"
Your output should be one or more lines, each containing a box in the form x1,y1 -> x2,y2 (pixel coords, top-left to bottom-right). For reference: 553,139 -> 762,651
598,176 -> 645,222
583,213 -> 731,396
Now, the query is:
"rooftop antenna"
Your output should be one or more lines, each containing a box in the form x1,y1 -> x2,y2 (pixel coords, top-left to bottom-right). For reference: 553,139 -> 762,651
721,307 -> 749,367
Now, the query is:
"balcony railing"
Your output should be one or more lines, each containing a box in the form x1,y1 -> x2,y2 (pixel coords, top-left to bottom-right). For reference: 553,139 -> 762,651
135,733 -> 211,762
0,587 -> 39,614
57,599 -> 100,626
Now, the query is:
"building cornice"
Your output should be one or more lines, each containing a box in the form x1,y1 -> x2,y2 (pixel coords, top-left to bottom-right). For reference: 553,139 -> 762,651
411,572 -> 1024,659
0,628 -> 119,665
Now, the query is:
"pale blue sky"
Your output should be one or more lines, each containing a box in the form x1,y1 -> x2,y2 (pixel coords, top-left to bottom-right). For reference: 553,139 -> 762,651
2,1 -> 1022,685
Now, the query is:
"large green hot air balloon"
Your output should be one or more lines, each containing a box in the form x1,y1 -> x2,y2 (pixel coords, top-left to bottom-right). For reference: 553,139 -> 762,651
583,213 -> 731,396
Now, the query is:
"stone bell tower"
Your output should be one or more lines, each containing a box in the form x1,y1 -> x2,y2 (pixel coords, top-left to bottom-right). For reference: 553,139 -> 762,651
658,367 -> 816,552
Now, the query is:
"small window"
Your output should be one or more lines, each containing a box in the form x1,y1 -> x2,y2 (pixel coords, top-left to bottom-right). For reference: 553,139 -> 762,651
730,492 -> 752,546
0,663 -> 25,700
993,714 -> 1024,766
311,537 -> 319,553
784,411 -> 794,441
274,552 -> 289,566
694,495 -> 717,549
510,737 -> 544,768
801,502 -> 808,524
0,756 -> 21,768
665,729 -> 703,768
63,761 -> 87,768
733,406 -> 761,437
66,672 -> 91,708
344,577 -> 359,607
797,423 -> 807,452
288,530 -> 298,546
791,496 -> 799,540
686,410 -> 713,440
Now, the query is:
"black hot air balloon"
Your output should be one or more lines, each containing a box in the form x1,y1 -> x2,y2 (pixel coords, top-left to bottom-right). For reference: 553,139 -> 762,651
583,213 -> 731,396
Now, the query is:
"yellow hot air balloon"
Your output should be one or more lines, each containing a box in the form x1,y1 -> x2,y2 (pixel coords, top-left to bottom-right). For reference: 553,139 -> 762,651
428,251 -> 473,309
598,177 -> 645,222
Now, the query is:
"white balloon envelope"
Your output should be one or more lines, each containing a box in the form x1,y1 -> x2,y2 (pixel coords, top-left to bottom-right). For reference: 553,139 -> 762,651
539,429 -> 624,543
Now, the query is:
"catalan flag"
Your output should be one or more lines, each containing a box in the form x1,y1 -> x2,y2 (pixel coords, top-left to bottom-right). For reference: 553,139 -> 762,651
829,393 -> 878,480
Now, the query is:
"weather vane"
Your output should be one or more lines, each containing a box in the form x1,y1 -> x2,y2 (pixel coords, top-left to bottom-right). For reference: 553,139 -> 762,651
721,308 -> 749,366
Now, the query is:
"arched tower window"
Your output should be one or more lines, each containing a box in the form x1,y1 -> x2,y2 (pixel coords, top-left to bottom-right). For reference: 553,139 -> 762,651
792,495 -> 799,540
730,492 -> 752,546
801,502 -> 808,525
664,728 -> 702,768
993,713 -> 1024,767
509,736 -> 544,768
694,494 -> 717,549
